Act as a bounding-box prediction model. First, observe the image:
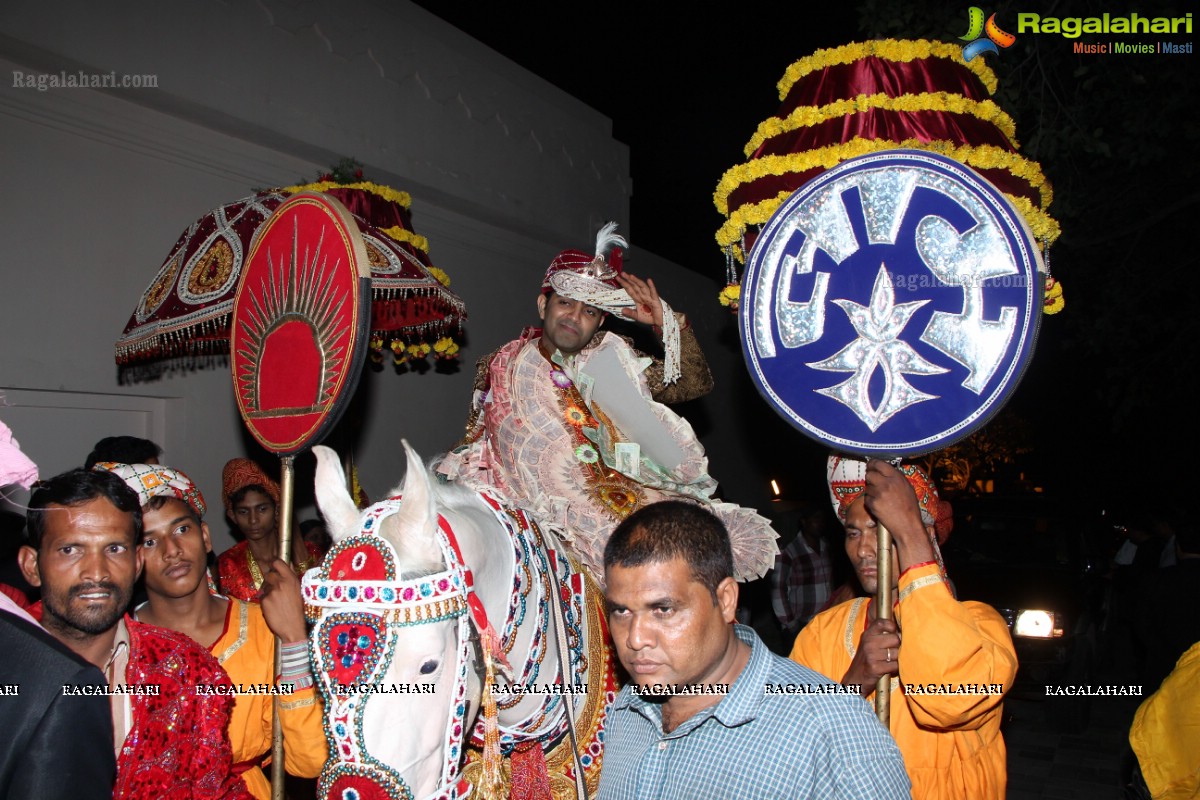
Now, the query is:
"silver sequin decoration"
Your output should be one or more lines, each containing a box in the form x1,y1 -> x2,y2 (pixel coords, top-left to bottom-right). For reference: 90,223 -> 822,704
754,162 -> 1024,428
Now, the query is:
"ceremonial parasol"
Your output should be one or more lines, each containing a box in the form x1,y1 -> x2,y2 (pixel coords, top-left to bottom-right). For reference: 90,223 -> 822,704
716,39 -> 1064,317
723,39 -> 1058,724
114,177 -> 466,380
228,190 -> 373,798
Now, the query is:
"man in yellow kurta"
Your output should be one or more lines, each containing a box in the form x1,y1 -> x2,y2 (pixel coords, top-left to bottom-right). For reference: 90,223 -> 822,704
790,456 -> 1017,800
1128,640 -> 1200,799
98,462 -> 329,798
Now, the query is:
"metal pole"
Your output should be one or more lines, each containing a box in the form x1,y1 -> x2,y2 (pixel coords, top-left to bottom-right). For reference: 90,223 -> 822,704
271,455 -> 296,800
874,522 -> 893,725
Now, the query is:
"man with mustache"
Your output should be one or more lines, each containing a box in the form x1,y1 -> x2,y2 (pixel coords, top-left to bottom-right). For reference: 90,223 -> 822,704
439,223 -> 777,585
20,468 -> 252,800
790,456 -> 1018,800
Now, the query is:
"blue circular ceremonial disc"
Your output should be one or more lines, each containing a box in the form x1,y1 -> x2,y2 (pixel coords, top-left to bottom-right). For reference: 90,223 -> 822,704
740,149 -> 1043,458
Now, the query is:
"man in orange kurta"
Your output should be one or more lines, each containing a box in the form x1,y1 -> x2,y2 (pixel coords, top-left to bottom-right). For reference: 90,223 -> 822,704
210,596 -> 328,798
790,456 -> 1017,800
98,462 -> 328,798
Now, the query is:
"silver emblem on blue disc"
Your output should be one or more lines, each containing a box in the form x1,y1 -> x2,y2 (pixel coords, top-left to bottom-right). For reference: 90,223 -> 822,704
740,149 -> 1042,457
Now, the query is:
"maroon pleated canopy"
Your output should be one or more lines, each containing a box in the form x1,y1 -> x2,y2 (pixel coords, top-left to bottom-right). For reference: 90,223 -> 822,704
115,181 -> 466,379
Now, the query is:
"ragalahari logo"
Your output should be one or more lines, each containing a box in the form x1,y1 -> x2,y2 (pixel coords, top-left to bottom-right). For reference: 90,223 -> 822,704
960,7 -> 1017,60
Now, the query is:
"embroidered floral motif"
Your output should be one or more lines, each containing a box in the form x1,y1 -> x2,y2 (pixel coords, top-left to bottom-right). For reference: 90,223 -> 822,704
186,238 -> 235,295
564,405 -> 588,427
548,365 -> 644,523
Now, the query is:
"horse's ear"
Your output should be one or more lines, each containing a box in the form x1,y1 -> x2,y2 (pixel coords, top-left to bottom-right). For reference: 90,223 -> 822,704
313,445 -> 360,543
380,440 -> 443,571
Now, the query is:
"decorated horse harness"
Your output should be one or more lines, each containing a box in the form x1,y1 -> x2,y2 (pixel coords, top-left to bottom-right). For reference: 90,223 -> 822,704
303,490 -> 614,800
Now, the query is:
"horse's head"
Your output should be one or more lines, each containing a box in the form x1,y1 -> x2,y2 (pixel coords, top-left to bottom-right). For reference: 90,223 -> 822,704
304,443 -> 487,800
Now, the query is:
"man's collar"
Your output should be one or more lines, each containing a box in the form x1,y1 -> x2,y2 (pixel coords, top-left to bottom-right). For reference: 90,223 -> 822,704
104,616 -> 131,684
710,624 -> 768,727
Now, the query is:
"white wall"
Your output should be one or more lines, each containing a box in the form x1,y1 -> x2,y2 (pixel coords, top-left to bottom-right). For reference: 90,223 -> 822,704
0,0 -> 774,551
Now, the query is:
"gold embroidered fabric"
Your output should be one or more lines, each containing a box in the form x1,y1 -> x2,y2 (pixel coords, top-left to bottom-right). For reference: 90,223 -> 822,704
640,317 -> 714,404
439,329 -> 778,584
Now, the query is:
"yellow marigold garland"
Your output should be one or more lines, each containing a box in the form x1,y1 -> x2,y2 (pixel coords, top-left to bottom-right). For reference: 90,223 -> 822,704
718,284 -> 741,310
378,225 -> 430,253
714,137 -> 1059,250
1043,276 -> 1064,314
743,92 -> 1019,158
716,190 -> 797,249
433,337 -> 460,358
715,190 -> 1060,256
716,137 -> 1052,214
279,180 -> 413,209
777,39 -> 999,100
427,267 -> 451,287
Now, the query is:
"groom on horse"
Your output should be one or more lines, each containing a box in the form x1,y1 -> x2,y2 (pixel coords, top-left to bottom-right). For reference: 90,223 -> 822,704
439,222 -> 777,585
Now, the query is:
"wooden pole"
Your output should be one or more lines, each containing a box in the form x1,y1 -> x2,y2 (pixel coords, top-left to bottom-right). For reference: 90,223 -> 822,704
874,522 -> 893,725
271,455 -> 296,800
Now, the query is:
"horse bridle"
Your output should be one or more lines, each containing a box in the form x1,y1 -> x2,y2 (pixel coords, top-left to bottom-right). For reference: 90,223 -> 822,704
303,496 -> 502,800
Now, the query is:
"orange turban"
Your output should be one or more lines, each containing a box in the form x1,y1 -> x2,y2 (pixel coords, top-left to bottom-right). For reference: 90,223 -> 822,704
221,457 -> 280,516
827,454 -> 954,543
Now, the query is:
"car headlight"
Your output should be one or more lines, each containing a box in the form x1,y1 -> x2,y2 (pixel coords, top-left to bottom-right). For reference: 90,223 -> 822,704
1013,609 -> 1064,638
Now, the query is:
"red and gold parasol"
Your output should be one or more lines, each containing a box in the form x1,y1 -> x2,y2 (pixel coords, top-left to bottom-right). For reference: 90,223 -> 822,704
115,180 -> 466,378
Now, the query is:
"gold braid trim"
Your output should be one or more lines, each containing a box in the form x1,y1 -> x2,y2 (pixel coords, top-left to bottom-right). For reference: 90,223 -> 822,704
897,573 -> 946,603
279,695 -> 317,711
214,600 -> 250,664
246,547 -> 264,591
843,597 -> 870,659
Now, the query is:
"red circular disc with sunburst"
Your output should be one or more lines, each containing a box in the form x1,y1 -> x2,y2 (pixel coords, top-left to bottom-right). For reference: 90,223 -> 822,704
230,192 -> 371,454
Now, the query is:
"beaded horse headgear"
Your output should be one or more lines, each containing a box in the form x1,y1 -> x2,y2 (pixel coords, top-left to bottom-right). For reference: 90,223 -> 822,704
303,497 -> 505,800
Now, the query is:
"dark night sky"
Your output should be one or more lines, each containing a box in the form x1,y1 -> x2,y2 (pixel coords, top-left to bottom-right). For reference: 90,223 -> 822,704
411,2 -> 863,278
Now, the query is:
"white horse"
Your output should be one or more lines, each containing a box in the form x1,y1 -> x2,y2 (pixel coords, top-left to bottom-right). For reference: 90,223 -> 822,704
304,443 -> 617,800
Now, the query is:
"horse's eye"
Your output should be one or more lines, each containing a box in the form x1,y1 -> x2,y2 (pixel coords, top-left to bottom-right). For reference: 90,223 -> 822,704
419,659 -> 439,675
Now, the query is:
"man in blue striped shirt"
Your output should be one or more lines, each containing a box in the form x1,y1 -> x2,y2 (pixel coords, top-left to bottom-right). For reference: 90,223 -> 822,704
599,501 -> 910,799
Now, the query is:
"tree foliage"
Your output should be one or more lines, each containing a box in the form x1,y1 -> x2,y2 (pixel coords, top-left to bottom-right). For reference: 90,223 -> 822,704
919,410 -> 1033,493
